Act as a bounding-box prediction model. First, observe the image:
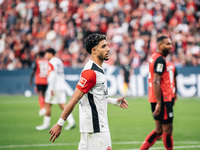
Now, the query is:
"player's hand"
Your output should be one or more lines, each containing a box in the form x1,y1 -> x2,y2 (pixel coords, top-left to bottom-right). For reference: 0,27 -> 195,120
153,103 -> 161,116
117,97 -> 128,109
49,124 -> 62,142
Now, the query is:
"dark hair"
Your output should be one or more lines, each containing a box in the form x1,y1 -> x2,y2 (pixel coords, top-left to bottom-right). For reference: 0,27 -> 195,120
38,51 -> 45,57
85,33 -> 107,54
45,48 -> 56,55
157,35 -> 169,43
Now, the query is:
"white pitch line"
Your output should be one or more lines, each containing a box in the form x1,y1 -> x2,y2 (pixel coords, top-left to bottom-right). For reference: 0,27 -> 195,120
0,141 -> 200,149
0,143 -> 79,149
117,145 -> 200,150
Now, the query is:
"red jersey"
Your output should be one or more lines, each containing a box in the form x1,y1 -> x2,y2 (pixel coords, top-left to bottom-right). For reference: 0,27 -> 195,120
148,52 -> 171,103
34,58 -> 48,85
167,61 -> 178,98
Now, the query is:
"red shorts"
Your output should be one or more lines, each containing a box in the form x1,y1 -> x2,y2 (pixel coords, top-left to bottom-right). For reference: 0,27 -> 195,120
151,102 -> 173,124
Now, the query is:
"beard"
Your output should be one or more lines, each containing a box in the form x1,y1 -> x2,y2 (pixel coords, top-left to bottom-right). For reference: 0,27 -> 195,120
98,53 -> 109,61
163,48 -> 170,57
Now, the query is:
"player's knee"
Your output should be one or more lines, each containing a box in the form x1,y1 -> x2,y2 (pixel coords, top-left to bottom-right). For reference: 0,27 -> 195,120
163,125 -> 173,134
155,128 -> 162,134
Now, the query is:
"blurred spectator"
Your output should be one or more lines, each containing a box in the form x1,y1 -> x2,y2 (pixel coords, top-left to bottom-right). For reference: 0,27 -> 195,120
0,0 -> 200,70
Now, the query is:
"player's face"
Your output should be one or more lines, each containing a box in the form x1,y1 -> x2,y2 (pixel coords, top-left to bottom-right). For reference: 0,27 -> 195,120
95,40 -> 110,61
161,38 -> 172,56
45,52 -> 52,60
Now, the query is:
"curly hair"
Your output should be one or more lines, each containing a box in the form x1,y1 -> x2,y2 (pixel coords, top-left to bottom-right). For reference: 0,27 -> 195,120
85,33 -> 107,54
45,48 -> 56,55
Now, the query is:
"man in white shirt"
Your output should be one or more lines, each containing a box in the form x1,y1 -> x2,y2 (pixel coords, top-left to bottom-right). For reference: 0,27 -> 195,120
36,48 -> 75,131
49,33 -> 128,150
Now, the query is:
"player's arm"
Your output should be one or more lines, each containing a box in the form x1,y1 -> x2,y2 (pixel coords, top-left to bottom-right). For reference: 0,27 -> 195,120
153,56 -> 166,116
107,97 -> 128,109
49,88 -> 84,142
30,61 -> 36,86
49,69 -> 96,142
153,73 -> 162,116
174,67 -> 178,101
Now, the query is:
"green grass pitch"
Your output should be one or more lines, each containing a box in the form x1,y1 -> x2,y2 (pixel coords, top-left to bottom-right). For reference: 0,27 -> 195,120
0,95 -> 199,150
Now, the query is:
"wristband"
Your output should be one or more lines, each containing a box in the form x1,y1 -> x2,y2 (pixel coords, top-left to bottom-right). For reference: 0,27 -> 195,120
107,98 -> 121,106
57,118 -> 66,126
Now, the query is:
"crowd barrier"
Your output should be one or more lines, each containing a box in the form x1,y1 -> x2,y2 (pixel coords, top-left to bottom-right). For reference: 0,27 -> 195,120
0,66 -> 200,97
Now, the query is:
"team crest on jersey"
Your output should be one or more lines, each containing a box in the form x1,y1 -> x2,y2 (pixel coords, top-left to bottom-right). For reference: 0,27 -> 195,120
78,77 -> 87,87
107,146 -> 112,150
156,63 -> 163,72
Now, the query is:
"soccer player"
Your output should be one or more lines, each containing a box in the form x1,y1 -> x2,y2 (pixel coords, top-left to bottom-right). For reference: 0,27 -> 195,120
140,35 -> 173,150
30,51 -> 48,116
49,33 -> 128,150
36,48 -> 76,130
167,61 -> 178,105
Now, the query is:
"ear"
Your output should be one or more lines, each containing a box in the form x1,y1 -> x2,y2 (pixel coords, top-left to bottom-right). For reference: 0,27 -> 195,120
91,47 -> 96,54
157,42 -> 162,50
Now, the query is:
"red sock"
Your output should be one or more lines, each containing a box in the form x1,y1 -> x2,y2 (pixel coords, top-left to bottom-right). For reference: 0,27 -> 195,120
163,132 -> 173,150
39,96 -> 45,109
140,130 -> 161,150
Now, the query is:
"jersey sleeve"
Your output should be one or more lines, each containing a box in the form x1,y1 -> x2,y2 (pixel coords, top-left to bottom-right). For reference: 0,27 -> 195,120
76,69 -> 96,93
154,56 -> 166,75
47,62 -> 54,75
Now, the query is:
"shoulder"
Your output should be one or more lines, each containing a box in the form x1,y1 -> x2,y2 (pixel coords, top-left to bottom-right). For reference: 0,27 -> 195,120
77,69 -> 96,93
154,56 -> 166,65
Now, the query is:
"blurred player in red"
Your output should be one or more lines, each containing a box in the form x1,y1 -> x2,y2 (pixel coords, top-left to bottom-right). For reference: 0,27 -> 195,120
30,51 -> 48,117
140,35 -> 173,150
157,60 -> 178,141
36,48 -> 75,130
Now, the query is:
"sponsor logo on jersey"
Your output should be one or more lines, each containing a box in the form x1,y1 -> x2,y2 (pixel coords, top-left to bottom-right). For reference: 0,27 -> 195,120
78,77 -> 87,87
156,63 -> 164,72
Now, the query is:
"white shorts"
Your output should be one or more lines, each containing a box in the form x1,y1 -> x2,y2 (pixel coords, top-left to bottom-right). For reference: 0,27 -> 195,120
45,90 -> 66,104
78,132 -> 112,150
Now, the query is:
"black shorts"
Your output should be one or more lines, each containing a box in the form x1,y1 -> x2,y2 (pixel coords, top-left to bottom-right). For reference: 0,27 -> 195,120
172,98 -> 175,106
36,84 -> 47,94
151,102 -> 173,124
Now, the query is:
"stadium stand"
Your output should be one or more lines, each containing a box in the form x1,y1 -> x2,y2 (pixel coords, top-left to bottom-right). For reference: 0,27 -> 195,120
0,0 -> 200,70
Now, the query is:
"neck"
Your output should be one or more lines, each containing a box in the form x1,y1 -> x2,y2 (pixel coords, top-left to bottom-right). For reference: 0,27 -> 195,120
157,51 -> 167,57
91,56 -> 103,67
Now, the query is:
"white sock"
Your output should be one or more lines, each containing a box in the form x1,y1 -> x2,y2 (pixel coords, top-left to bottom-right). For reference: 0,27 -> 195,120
67,113 -> 75,125
44,116 -> 51,125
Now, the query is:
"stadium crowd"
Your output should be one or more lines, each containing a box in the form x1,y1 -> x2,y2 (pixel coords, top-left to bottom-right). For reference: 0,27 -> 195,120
0,0 -> 200,70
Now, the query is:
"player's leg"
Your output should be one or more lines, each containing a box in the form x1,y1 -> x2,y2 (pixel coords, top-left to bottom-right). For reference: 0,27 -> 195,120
162,102 -> 173,150
38,91 -> 45,109
36,88 -> 52,130
36,85 -> 46,116
140,120 -> 162,150
36,103 -> 51,130
162,123 -> 173,150
57,92 -> 76,130
140,103 -> 163,150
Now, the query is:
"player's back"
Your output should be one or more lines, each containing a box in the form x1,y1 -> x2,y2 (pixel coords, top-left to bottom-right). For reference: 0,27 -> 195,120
35,58 -> 48,85
49,57 -> 66,90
